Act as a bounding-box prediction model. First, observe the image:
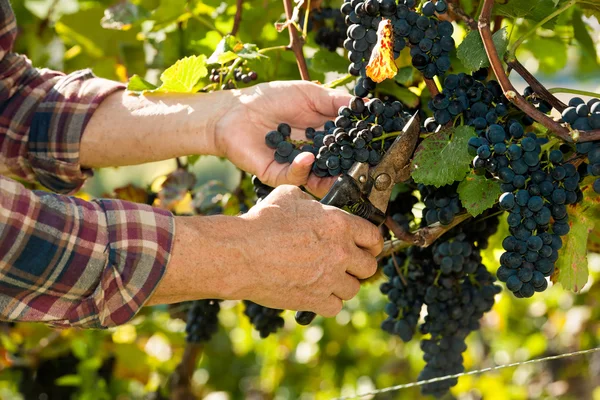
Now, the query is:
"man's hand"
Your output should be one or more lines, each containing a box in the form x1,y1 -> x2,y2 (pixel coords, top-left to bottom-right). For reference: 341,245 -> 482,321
235,185 -> 383,316
214,81 -> 353,198
149,185 -> 383,317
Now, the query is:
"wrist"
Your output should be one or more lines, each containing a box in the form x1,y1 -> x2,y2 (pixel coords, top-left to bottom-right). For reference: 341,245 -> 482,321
149,214 -> 257,305
191,89 -> 239,158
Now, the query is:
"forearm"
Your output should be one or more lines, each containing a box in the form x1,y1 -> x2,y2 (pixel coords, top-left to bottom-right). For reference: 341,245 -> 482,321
146,215 -> 255,305
80,90 -> 234,168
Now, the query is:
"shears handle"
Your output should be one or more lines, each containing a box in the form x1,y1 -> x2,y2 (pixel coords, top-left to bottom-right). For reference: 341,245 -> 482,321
294,174 -> 386,326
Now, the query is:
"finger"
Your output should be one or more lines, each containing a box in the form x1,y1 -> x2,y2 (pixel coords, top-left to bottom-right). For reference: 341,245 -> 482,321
315,294 -> 344,318
309,84 -> 353,118
345,247 -> 378,279
348,214 -> 385,256
332,274 -> 361,301
277,152 -> 315,187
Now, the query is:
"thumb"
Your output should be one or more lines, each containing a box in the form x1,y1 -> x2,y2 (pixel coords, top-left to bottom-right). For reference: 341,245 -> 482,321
281,151 -> 314,186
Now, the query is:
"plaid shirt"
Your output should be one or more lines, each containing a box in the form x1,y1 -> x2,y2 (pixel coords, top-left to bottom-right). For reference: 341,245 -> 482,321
0,1 -> 174,328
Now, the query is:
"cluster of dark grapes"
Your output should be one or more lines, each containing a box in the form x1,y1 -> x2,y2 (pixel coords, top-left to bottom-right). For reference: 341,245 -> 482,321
341,0 -> 452,96
427,69 -> 507,127
185,299 -> 221,343
243,301 -> 285,338
563,97 -> 600,193
561,97 -> 600,132
265,96 -> 413,177
209,67 -> 258,89
312,7 -> 348,51
449,72 -> 584,297
379,212 -> 501,397
419,182 -> 462,226
387,184 -> 419,231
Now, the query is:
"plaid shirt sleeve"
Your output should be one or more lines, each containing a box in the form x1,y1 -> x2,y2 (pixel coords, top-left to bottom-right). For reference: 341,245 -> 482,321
0,0 -> 124,194
0,176 -> 174,328
0,2 -> 175,328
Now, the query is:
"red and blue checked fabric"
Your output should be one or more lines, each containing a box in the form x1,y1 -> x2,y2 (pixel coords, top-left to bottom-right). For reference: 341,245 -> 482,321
0,1 -> 174,328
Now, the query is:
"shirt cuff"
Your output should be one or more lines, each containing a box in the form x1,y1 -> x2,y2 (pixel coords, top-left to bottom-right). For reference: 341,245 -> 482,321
27,70 -> 125,194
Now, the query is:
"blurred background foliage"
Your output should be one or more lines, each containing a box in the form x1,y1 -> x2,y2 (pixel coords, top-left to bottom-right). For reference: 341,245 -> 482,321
2,0 -> 600,399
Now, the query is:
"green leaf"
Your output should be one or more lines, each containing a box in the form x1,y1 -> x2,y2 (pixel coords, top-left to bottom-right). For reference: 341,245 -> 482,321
457,173 -> 502,217
553,202 -> 594,292
494,0 -> 558,26
411,126 -> 476,187
157,55 -> 208,93
217,51 -> 239,64
127,75 -> 158,91
573,8 -> 600,74
520,37 -> 567,74
311,50 -> 349,74
457,28 -> 509,71
376,80 -> 420,108
237,43 -> 266,60
208,35 -> 243,64
580,2 -> 600,20
187,155 -> 202,166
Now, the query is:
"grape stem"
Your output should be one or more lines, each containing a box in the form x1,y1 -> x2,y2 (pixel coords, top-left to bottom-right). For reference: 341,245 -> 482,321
506,59 -> 567,112
379,213 -> 472,259
424,78 -> 440,97
171,344 -> 204,400
478,0 -> 576,143
230,0 -> 244,36
282,0 -> 311,80
325,73 -> 356,89
548,88 -> 600,99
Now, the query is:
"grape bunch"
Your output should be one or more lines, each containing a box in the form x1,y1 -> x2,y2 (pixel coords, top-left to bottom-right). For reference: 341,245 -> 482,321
562,97 -> 600,193
419,260 -> 500,397
561,97 -> 600,132
380,249 -> 430,342
341,0 -> 452,97
387,184 -> 419,231
379,214 -> 501,397
185,299 -> 221,343
461,88 -> 583,296
419,182 -> 463,226
265,96 -> 413,177
312,7 -> 348,52
429,69 -> 509,127
243,301 -> 285,338
209,67 -> 258,89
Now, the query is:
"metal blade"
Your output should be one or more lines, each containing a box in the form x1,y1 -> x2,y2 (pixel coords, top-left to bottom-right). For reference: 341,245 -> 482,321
366,112 -> 421,213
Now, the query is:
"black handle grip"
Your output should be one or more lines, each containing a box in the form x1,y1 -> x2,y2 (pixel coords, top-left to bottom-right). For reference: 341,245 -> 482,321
294,175 -> 383,326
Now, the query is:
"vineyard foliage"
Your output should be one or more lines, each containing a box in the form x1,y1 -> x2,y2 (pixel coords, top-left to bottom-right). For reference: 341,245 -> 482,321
3,0 -> 600,399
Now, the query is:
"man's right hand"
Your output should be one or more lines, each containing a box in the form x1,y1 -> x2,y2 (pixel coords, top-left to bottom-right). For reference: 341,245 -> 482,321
237,185 -> 383,317
149,185 -> 383,318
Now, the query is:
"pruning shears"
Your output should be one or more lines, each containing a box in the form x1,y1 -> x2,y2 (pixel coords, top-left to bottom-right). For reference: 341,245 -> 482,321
295,112 -> 421,326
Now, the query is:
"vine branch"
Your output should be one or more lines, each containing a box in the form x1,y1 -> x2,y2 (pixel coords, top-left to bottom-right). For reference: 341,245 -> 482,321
283,0 -> 311,80
378,213 -> 471,259
424,78 -> 440,97
478,0 -> 600,142
478,0 -> 573,142
230,0 -> 244,36
171,344 -> 204,400
446,1 -> 567,113
506,59 -> 568,112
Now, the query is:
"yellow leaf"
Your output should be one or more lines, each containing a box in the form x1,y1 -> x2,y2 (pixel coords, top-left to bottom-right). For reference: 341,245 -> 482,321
366,19 -> 398,83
